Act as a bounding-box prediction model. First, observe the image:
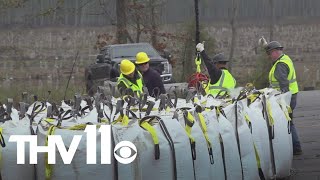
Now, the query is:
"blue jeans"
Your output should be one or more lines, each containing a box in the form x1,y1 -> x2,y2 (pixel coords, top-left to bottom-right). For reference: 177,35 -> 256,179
289,93 -> 302,151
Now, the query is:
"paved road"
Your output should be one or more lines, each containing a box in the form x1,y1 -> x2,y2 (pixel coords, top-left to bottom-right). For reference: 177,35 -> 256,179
291,90 -> 320,180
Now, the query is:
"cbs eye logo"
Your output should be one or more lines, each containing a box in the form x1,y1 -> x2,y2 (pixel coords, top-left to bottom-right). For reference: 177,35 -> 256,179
114,141 -> 137,164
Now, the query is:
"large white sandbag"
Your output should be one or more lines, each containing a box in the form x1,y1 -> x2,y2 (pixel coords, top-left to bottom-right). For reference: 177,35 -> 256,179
160,116 -> 195,180
77,107 -> 98,124
26,102 -> 51,123
137,117 -> 176,180
199,110 -> 225,180
266,94 -> 292,178
242,97 -> 274,179
9,108 -> 19,122
36,121 -> 115,180
215,107 -> 242,180
112,116 -> 173,180
0,117 -> 35,180
112,115 -> 195,180
174,110 -> 212,180
224,102 -> 260,180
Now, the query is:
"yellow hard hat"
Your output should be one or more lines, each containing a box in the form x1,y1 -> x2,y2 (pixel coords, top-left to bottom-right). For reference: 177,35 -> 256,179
120,59 -> 135,75
136,52 -> 150,64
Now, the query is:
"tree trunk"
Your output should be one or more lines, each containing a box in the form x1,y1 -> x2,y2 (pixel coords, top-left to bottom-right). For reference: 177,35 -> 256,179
133,0 -> 141,43
116,0 -> 127,44
228,0 -> 238,72
269,0 -> 275,41
150,0 -> 157,47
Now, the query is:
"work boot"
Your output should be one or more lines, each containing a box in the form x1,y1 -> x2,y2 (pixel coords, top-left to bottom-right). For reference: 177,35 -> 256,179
293,148 -> 303,156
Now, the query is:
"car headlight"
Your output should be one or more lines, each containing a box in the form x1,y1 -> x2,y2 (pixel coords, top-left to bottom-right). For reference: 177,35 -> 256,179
161,61 -> 170,74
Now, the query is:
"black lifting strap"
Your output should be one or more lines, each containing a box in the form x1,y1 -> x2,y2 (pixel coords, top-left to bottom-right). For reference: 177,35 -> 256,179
262,95 -> 276,177
194,0 -> 200,45
158,117 -> 177,180
235,102 -> 244,180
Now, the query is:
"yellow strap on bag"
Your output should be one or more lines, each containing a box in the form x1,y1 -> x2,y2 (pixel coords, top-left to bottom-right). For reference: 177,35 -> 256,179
45,125 -> 56,180
247,94 -> 259,104
100,118 -> 111,124
140,121 -> 159,145
244,114 -> 251,124
279,104 -> 291,121
184,112 -> 195,143
112,114 -> 129,126
131,107 -> 158,112
45,118 -> 55,123
201,100 -> 207,105
287,106 -> 292,114
285,105 -> 292,121
253,143 -> 262,168
165,106 -> 171,112
68,124 -> 88,130
197,113 -> 212,148
194,97 -> 199,104
139,117 -> 160,159
184,111 -> 196,160
197,112 -> 214,163
266,100 -> 275,126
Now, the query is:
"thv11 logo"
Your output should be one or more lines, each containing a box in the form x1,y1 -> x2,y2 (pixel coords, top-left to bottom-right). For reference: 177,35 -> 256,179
9,125 -> 137,164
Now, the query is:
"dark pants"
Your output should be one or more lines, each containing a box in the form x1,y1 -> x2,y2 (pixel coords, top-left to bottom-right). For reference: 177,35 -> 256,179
289,93 -> 302,151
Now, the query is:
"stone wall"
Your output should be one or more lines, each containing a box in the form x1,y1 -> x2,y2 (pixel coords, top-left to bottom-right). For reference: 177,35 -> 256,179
0,22 -> 319,91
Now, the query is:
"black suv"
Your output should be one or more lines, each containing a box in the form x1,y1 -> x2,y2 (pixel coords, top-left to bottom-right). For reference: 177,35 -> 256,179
85,43 -> 173,96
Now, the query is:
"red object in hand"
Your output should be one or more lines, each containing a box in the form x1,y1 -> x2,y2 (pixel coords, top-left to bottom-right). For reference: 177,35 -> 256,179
188,72 -> 209,89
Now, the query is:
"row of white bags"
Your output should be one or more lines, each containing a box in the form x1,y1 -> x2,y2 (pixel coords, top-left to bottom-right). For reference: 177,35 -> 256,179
0,88 -> 293,180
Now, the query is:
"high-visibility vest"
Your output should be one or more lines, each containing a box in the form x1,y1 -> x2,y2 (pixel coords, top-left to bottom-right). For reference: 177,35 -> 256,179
117,72 -> 144,96
207,69 -> 236,97
269,54 -> 299,94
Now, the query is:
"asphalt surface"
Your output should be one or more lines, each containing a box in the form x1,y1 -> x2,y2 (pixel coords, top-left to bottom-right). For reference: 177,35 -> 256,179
290,90 -> 320,180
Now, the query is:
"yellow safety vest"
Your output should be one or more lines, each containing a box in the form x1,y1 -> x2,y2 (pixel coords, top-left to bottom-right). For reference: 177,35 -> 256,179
207,69 -> 236,97
117,72 -> 144,96
269,54 -> 299,94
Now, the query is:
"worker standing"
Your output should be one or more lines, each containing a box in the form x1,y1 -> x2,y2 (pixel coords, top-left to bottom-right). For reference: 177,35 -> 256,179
264,40 -> 302,155
117,59 -> 144,97
196,42 -> 236,97
135,52 -> 166,97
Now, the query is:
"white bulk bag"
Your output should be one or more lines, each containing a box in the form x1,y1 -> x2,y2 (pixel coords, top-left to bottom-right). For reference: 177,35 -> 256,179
26,102 -> 51,123
224,102 -> 260,180
215,107 -> 242,180
199,110 -> 225,180
175,110 -> 212,179
160,116 -> 195,180
112,115 -> 195,180
266,94 -> 292,178
36,121 -> 115,180
112,117 -> 173,180
0,117 -> 35,180
242,97 -> 274,179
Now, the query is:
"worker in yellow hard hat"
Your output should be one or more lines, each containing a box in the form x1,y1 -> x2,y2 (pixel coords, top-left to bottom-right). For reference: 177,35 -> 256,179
135,52 -> 165,97
117,59 -> 144,97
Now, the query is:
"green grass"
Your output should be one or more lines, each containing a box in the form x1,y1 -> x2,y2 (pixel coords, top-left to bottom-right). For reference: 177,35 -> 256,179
0,80 -> 86,106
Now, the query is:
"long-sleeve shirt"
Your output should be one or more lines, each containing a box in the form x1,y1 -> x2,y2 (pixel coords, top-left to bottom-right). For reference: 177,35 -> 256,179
273,54 -> 298,111
142,68 -> 166,97
273,54 -> 290,93
200,51 -> 222,84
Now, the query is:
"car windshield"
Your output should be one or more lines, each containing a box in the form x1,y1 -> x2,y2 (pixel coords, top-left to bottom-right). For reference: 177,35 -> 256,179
111,44 -> 160,59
